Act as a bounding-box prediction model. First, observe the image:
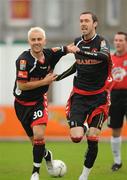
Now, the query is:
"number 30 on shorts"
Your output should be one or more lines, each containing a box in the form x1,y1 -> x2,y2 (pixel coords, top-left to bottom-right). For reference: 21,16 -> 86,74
33,110 -> 43,120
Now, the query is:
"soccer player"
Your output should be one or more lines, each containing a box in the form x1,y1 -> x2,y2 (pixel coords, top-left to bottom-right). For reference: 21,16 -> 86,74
56,12 -> 112,180
13,27 -> 78,180
108,32 -> 127,171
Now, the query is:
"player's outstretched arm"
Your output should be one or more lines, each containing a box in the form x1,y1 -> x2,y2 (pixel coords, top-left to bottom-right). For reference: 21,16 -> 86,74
55,63 -> 76,81
76,50 -> 110,62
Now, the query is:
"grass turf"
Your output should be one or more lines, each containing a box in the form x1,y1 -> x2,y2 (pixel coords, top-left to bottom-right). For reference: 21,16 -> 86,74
0,141 -> 127,180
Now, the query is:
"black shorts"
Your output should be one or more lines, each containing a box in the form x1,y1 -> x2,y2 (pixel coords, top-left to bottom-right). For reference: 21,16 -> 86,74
66,91 -> 108,129
14,96 -> 48,137
108,89 -> 127,128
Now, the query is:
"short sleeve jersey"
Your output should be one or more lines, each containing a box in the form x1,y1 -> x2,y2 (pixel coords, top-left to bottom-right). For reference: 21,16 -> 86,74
13,47 -> 67,101
111,53 -> 127,89
74,34 -> 110,91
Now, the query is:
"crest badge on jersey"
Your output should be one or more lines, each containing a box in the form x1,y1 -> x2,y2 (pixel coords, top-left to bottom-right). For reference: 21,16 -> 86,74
123,60 -> 127,66
100,40 -> 106,48
20,60 -> 27,70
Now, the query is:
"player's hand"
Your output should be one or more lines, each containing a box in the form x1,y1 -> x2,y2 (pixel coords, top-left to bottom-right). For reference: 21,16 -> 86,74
66,43 -> 80,54
42,73 -> 58,85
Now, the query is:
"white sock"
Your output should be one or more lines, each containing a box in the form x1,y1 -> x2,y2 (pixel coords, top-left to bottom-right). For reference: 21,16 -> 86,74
81,166 -> 92,178
111,136 -> 122,164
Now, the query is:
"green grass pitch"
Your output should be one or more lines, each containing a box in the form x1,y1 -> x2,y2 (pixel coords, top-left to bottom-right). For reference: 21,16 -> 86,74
0,141 -> 127,180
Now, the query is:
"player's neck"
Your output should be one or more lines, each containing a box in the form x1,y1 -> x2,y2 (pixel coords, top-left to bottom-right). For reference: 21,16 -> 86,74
30,50 -> 44,60
83,33 -> 97,42
116,50 -> 127,56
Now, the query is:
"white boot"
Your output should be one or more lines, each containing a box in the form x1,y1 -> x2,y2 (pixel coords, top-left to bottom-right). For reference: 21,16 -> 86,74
30,172 -> 39,180
79,173 -> 88,180
79,166 -> 92,180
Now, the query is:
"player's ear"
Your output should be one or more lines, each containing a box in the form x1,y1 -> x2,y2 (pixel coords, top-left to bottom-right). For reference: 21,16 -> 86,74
94,21 -> 98,29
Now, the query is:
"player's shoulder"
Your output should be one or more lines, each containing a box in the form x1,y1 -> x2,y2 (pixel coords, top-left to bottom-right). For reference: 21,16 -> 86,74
97,34 -> 106,41
97,34 -> 110,45
43,47 -> 62,54
74,36 -> 83,46
16,49 -> 30,62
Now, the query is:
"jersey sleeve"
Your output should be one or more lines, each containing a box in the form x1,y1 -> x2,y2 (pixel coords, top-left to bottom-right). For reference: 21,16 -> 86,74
49,46 -> 68,70
56,62 -> 76,81
16,59 -> 29,82
77,38 -> 110,62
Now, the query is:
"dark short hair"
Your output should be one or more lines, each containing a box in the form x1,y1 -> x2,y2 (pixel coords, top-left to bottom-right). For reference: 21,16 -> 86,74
80,11 -> 98,23
116,32 -> 127,41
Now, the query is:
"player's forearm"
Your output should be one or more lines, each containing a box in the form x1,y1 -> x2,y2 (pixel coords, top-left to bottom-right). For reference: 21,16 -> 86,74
77,50 -> 110,61
56,64 -> 76,81
17,79 -> 49,91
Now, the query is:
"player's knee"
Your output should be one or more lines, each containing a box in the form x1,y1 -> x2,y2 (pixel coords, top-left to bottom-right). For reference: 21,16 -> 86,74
70,126 -> 84,143
87,127 -> 100,141
70,136 -> 83,143
33,138 -> 45,145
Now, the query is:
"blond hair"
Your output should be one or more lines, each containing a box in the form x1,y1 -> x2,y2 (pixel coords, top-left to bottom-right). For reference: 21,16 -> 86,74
28,27 -> 46,40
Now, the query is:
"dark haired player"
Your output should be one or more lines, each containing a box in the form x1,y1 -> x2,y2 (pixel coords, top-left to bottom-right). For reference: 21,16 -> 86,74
108,32 -> 127,171
56,12 -> 112,180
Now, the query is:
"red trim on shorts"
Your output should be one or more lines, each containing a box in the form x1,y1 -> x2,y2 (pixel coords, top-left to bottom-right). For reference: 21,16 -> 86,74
87,104 -> 108,125
31,116 -> 48,127
31,94 -> 48,127
15,98 -> 37,106
87,90 -> 110,125
66,91 -> 74,118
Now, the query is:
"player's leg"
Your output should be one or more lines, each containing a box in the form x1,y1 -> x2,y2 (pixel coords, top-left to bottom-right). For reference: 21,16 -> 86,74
29,126 -> 53,180
66,93 -> 89,143
30,97 -> 54,179
31,125 -> 46,176
108,92 -> 124,171
30,136 -> 53,170
79,113 -> 104,180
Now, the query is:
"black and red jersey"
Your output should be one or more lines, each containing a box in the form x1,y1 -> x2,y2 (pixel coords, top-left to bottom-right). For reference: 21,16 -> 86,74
13,47 -> 67,101
74,34 -> 111,91
111,53 -> 127,89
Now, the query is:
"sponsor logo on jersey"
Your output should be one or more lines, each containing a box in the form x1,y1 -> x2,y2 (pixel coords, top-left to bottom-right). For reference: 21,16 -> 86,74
20,59 -> 27,70
81,46 -> 90,49
76,59 -> 101,65
18,71 -> 28,78
40,66 -> 47,69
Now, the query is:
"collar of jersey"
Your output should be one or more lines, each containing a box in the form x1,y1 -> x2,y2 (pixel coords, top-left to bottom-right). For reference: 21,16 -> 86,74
81,33 -> 97,43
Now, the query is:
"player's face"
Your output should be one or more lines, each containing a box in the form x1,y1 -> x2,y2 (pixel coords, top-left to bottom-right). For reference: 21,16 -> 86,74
28,31 -> 46,54
114,34 -> 127,54
80,14 -> 97,39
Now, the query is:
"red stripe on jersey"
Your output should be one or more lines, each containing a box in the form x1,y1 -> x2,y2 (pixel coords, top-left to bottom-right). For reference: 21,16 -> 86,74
15,98 -> 37,106
73,86 -> 106,95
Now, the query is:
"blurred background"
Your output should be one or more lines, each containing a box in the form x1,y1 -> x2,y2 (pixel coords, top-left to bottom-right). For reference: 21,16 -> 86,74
0,0 -> 127,140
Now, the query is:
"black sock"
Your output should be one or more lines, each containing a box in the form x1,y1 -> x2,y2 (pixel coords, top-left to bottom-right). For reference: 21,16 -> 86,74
84,140 -> 98,168
32,143 -> 45,174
